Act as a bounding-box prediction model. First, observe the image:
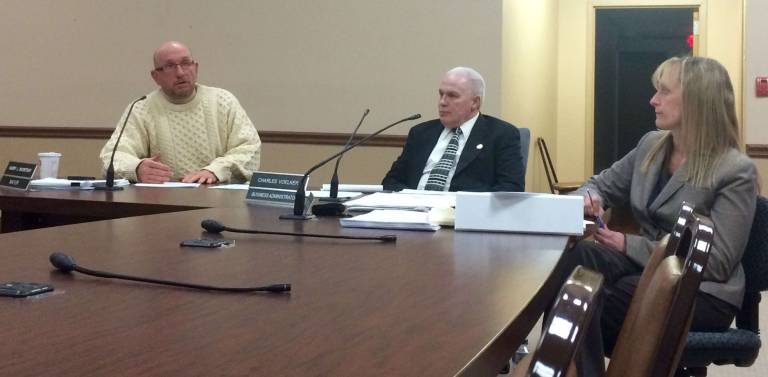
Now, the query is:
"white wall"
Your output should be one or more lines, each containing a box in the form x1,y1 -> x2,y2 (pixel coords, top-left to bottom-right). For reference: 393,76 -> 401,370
744,0 -> 768,144
0,0 -> 502,134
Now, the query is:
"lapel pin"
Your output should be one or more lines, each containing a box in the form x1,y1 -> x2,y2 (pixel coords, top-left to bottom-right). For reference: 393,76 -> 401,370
476,144 -> 483,150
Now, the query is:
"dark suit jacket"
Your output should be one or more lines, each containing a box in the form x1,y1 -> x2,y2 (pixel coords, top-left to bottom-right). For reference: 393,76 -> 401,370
382,114 -> 524,192
576,130 -> 758,308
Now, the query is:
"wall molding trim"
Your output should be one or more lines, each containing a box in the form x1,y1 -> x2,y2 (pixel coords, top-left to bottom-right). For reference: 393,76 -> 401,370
2,126 -> 764,158
0,126 -> 407,147
747,144 -> 768,159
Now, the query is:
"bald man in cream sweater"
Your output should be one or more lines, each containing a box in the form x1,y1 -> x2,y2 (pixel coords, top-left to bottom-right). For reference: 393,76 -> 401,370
100,41 -> 261,184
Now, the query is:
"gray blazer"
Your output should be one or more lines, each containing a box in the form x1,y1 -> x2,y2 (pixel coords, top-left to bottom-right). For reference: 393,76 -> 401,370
578,131 -> 758,308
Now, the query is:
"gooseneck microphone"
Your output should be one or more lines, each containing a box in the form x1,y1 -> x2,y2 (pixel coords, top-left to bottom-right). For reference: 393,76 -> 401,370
96,95 -> 147,191
281,113 -> 421,220
49,252 -> 291,293
328,109 -> 370,201
202,219 -> 397,242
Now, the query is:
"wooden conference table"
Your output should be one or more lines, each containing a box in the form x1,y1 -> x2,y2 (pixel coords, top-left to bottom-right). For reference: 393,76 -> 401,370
0,187 -> 569,376
0,185 -> 248,232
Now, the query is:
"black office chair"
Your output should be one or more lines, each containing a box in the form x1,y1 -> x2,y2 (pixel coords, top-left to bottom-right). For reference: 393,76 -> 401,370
511,266 -> 605,377
679,195 -> 768,376
536,137 -> 581,194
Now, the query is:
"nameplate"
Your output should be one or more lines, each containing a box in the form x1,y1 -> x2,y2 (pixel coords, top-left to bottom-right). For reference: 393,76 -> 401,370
4,161 -> 37,179
455,192 -> 583,235
246,171 -> 306,207
249,172 -> 304,191
0,161 -> 37,191
246,188 -> 297,204
0,174 -> 33,190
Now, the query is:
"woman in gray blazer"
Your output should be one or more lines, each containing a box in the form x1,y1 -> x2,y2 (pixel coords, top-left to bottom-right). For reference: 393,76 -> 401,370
564,56 -> 759,376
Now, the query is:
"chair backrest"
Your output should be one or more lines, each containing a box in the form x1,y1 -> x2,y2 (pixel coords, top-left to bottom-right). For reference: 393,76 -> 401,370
742,195 -> 768,292
655,216 -> 713,376
616,202 -> 695,341
520,266 -> 604,377
518,127 -> 531,177
608,211 -> 713,377
536,137 -> 557,194
736,195 -> 768,331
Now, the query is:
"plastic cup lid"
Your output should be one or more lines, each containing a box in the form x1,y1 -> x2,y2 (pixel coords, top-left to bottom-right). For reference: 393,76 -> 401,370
38,152 -> 62,157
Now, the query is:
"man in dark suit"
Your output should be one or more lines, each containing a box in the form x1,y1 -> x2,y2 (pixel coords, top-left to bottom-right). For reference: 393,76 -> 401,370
382,67 -> 524,192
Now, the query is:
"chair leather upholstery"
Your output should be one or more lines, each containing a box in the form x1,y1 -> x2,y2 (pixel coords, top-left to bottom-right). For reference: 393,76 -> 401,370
608,206 -> 712,377
513,266 -> 604,377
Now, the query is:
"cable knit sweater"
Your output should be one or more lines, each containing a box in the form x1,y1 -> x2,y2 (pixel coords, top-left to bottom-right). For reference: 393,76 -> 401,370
100,84 -> 261,183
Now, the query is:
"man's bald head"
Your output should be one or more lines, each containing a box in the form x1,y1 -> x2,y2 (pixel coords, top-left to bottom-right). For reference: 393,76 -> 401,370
150,41 -> 198,102
153,41 -> 192,68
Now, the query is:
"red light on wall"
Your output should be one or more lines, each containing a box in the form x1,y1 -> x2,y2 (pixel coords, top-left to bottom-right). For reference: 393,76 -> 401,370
756,77 -> 768,97
686,34 -> 694,48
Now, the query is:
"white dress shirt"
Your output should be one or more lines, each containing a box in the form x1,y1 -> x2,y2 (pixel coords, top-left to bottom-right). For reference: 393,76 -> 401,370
416,113 -> 479,190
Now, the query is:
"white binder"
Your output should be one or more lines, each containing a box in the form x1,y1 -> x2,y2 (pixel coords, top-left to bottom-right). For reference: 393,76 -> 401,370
455,192 -> 584,235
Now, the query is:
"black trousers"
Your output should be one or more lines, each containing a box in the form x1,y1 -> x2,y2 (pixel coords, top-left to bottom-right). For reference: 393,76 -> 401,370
556,240 -> 737,377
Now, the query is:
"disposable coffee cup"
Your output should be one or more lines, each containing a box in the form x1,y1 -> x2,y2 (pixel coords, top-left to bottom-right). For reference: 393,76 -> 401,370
38,152 -> 62,179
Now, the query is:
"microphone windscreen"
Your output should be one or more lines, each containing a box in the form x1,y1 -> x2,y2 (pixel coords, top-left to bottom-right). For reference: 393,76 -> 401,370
50,252 -> 76,272
201,219 -> 226,233
409,114 -> 422,120
263,284 -> 292,293
380,235 -> 398,243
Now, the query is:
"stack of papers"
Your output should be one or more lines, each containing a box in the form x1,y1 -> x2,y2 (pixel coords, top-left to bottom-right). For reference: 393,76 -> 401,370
30,178 -> 130,189
310,191 -> 364,199
209,184 -> 250,190
320,184 -> 383,193
344,192 -> 455,212
134,182 -> 200,188
340,210 -> 440,231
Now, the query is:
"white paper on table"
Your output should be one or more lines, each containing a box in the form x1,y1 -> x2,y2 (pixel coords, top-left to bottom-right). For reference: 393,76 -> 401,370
344,192 -> 455,211
309,190 -> 363,199
320,184 -> 383,193
209,184 -> 250,190
340,209 -> 440,231
134,182 -> 200,188
400,189 -> 457,197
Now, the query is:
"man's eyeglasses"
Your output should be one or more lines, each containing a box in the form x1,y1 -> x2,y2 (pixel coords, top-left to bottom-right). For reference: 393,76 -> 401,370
154,60 -> 196,73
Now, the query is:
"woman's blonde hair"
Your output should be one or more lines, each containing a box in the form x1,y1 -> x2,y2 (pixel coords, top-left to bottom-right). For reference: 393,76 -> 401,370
641,56 -> 740,188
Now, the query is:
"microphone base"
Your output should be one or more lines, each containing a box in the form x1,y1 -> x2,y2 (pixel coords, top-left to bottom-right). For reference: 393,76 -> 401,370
93,186 -> 124,191
279,213 -> 316,220
311,202 -> 346,217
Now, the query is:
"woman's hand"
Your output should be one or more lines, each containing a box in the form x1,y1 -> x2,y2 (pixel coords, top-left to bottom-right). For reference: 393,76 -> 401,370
594,226 -> 626,252
583,191 -> 604,218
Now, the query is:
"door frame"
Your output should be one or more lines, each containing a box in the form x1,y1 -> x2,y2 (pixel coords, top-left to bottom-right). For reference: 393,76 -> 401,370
584,0 -> 705,176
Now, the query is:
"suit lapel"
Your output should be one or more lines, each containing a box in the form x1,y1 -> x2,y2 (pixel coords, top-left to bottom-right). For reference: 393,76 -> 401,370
646,142 -> 686,213
414,123 -> 445,171
454,115 -> 486,175
649,164 -> 687,212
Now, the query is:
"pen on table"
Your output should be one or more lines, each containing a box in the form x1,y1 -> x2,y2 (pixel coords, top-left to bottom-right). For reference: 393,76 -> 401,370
586,189 -> 606,229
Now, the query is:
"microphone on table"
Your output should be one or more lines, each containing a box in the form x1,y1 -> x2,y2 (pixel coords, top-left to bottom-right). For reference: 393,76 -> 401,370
202,219 -> 397,243
95,95 -> 147,191
326,109 -> 370,201
281,113 -> 421,220
49,252 -> 291,293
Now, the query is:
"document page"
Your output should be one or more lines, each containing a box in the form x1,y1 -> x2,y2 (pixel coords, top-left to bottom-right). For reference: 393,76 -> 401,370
344,192 -> 455,211
340,210 -> 440,231
134,182 -> 200,188
320,184 -> 383,193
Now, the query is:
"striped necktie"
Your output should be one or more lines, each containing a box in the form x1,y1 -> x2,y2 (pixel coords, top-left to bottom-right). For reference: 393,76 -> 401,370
424,128 -> 462,191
